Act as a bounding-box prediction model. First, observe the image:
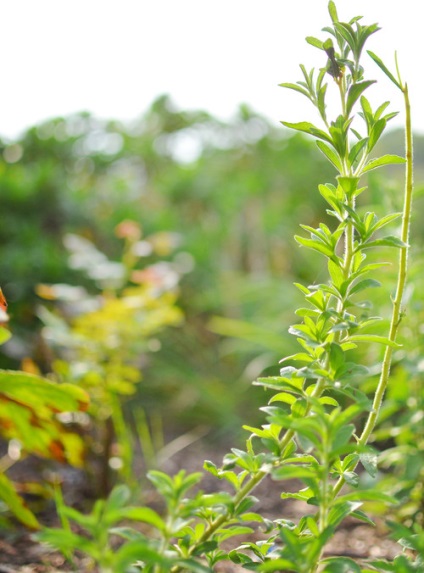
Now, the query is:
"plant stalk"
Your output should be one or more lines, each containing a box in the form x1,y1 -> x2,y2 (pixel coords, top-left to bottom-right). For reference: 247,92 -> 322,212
332,81 -> 413,499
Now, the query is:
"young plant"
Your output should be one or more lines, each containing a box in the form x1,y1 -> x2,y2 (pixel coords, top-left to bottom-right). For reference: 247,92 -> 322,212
37,475 -> 219,573
38,2 -> 415,572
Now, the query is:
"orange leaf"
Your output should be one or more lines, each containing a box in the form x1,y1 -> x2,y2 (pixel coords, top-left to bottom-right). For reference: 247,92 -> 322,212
0,288 -> 8,325
0,289 -> 7,313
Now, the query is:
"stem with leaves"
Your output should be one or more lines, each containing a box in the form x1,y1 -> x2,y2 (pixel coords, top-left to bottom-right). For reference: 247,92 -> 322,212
169,4 -> 412,573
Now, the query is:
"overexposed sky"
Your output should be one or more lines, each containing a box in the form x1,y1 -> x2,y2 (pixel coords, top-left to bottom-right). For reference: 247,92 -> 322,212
0,1 -> 421,140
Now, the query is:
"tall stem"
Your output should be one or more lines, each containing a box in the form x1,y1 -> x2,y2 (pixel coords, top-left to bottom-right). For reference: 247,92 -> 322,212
333,82 -> 413,498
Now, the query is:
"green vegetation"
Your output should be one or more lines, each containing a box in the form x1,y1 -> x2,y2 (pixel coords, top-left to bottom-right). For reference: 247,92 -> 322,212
1,2 -> 424,572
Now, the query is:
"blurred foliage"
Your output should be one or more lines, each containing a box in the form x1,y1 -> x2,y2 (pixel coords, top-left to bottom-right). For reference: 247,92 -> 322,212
0,95 -> 422,438
0,316 -> 89,528
36,223 -> 183,494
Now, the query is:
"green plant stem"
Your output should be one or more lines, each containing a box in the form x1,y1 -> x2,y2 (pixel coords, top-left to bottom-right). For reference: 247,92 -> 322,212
332,81 -> 413,499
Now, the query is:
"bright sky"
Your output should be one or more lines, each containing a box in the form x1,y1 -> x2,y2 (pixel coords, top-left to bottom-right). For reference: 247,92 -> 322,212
0,1 -> 421,140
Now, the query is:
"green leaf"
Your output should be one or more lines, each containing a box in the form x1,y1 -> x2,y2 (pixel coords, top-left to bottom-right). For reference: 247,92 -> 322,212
36,528 -> 94,557
332,424 -> 355,450
349,278 -> 381,296
346,81 -> 376,117
329,343 -> 345,372
255,375 -> 304,393
362,154 -> 406,173
328,260 -> 345,290
259,559 -> 298,571
319,396 -> 339,407
320,556 -> 362,572
281,121 -> 333,145
118,507 -> 166,531
327,501 -> 363,529
104,485 -> 131,513
348,334 -> 401,348
361,235 -> 407,249
328,1 -> 339,23
360,450 -> 378,478
114,540 -> 173,571
216,526 -> 253,541
269,392 -> 297,405
342,471 -> 359,487
305,36 -> 324,50
367,50 -> 402,89
334,22 -> 356,53
368,118 -> 387,151
351,509 -> 375,526
279,82 -> 311,99
337,176 -> 360,198
316,141 -> 343,171
371,212 -> 402,232
335,490 -> 397,505
177,557 -> 216,572
348,137 -> 368,165
203,460 -> 219,477
0,474 -> 39,529
294,236 -> 334,258
272,465 -> 318,481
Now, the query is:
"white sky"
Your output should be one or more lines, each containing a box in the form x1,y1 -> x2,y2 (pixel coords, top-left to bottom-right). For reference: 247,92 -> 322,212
0,1 -> 421,140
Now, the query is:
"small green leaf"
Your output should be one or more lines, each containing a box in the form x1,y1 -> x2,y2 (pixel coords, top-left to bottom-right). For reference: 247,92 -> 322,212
349,278 -> 381,296
351,509 -> 375,526
36,528 -> 93,556
316,141 -> 342,171
328,1 -> 339,23
0,474 -> 39,529
343,471 -> 359,487
360,450 -> 378,478
272,465 -> 318,481
348,137 -> 368,165
328,259 -> 345,290
281,121 -> 333,145
279,82 -> 311,99
320,556 -> 362,572
319,396 -> 339,407
332,424 -> 355,450
346,81 -> 376,117
329,343 -> 345,373
203,460 -> 219,477
295,236 -> 334,258
335,490 -> 397,505
367,50 -> 402,89
337,176 -> 360,198
120,507 -> 166,531
269,392 -> 297,405
305,36 -> 324,50
348,334 -> 401,348
361,235 -> 407,249
104,485 -> 131,513
368,118 -> 387,151
259,558 -> 298,571
362,154 -> 406,173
